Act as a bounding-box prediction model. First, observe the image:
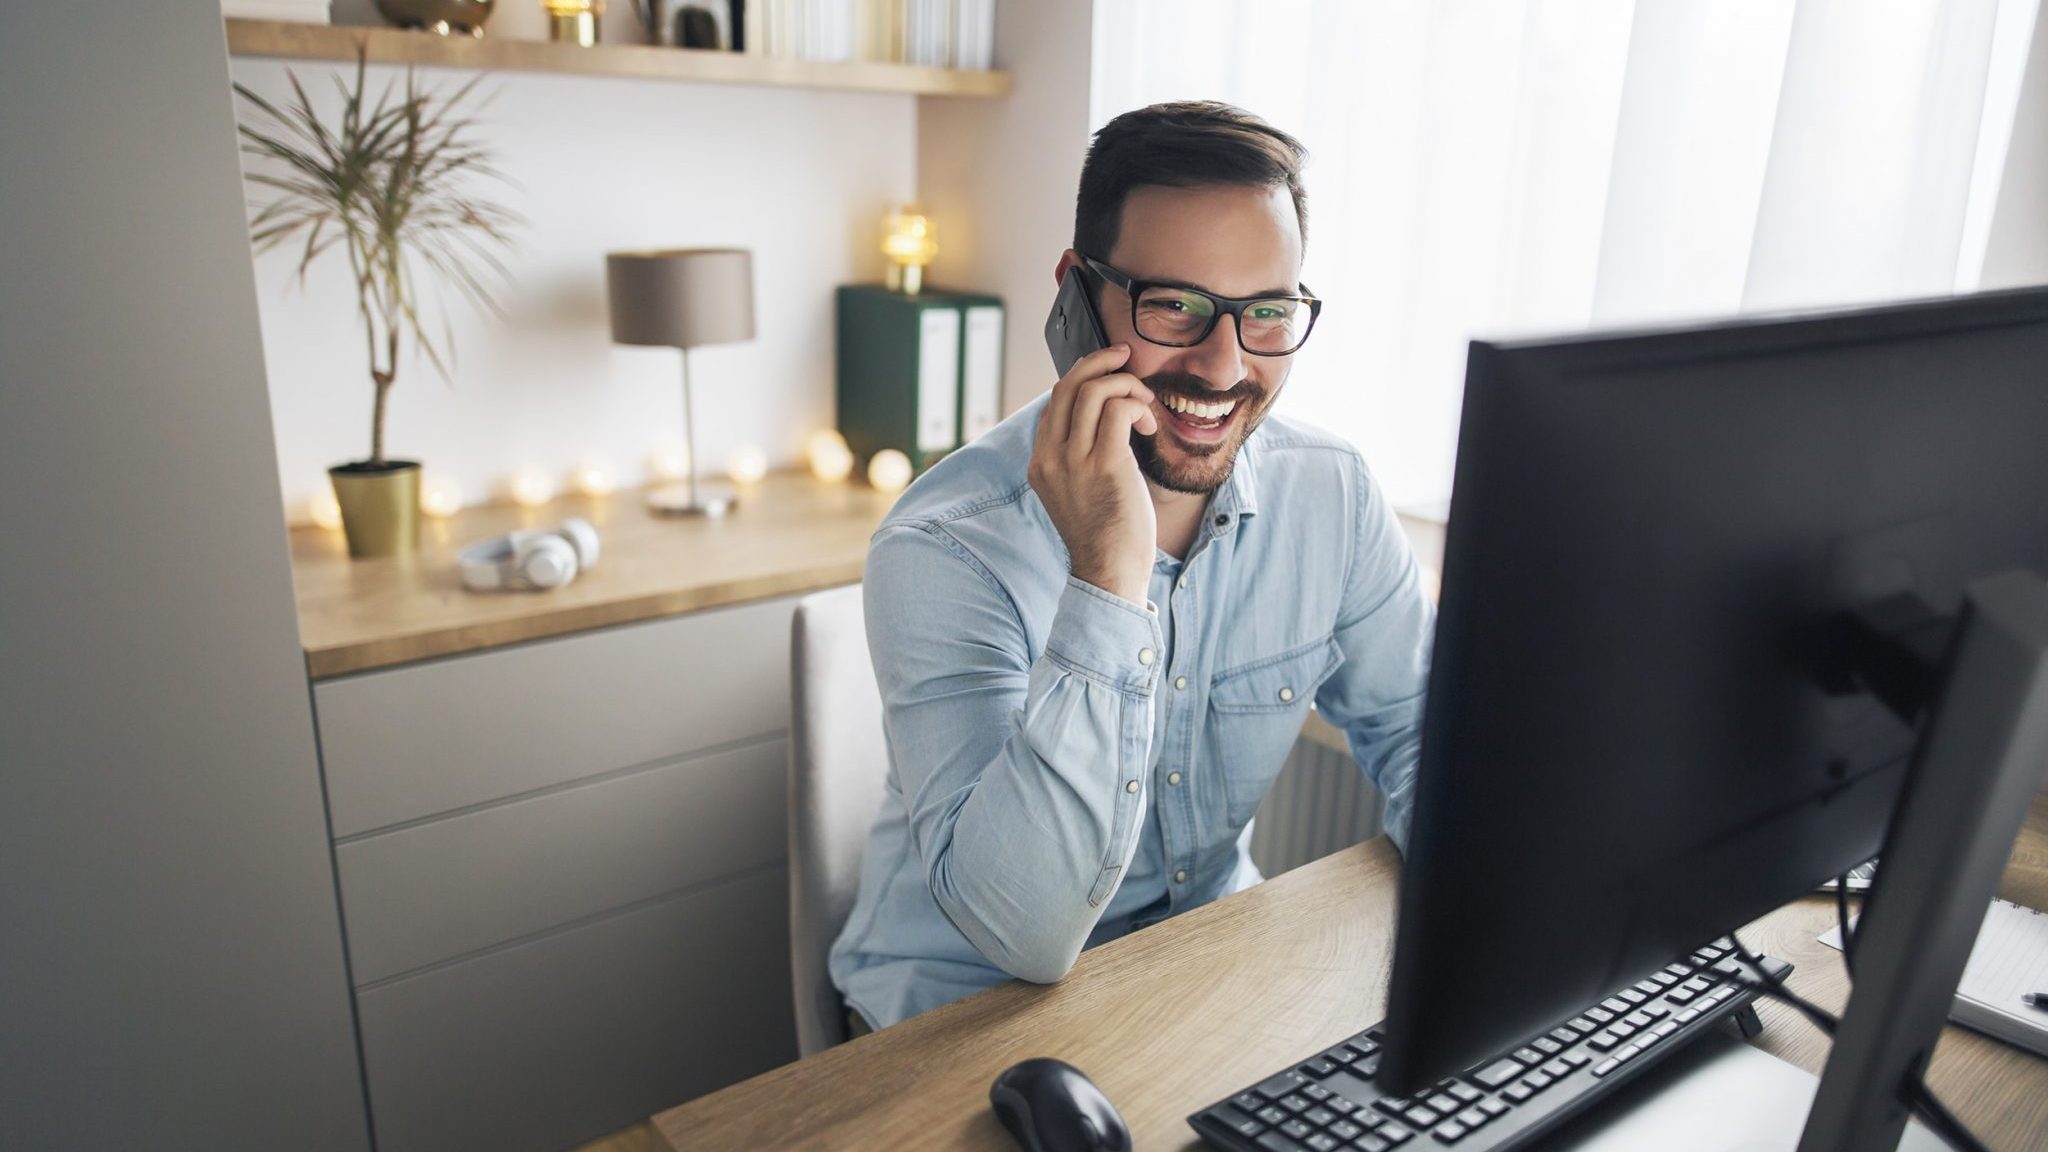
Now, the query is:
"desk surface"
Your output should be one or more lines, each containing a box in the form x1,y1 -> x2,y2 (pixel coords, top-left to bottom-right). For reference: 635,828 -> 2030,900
652,795 -> 2048,1151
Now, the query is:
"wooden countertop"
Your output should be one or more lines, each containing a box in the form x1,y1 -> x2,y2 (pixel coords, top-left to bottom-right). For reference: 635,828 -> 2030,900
288,472 -> 896,679
652,796 -> 2048,1151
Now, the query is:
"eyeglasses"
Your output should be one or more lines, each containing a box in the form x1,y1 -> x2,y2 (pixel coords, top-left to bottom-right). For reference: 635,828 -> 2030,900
1081,255 -> 1320,357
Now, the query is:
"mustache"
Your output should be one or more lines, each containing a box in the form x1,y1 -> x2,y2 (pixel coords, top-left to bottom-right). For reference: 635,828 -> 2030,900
1143,372 -> 1263,404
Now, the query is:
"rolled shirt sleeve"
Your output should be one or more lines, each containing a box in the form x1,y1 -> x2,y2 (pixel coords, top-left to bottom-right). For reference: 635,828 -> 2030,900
864,524 -> 1162,983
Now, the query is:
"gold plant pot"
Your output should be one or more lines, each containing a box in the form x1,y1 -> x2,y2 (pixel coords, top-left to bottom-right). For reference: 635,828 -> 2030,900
330,461 -> 422,559
374,0 -> 496,37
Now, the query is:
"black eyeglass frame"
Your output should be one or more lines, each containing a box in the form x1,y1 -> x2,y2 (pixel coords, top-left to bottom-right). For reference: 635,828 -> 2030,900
1080,254 -> 1322,357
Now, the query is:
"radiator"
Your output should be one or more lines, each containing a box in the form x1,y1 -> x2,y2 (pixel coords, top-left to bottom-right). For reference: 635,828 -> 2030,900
1248,736 -> 1385,877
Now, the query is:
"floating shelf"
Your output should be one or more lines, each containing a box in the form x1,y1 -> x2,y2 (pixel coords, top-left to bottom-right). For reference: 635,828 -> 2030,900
225,18 -> 1010,98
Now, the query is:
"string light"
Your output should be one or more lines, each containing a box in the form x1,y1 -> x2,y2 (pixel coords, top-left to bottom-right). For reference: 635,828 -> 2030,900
867,448 -> 913,494
648,443 -> 690,484
510,467 -> 557,508
421,475 -> 463,519
574,461 -> 617,497
308,485 -> 343,530
806,429 -> 854,482
727,444 -> 769,486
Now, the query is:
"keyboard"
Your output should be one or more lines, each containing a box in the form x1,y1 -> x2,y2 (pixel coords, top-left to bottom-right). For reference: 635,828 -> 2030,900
1187,940 -> 1791,1152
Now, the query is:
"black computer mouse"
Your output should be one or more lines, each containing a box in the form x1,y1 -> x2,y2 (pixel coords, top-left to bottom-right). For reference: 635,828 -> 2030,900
988,1057 -> 1132,1152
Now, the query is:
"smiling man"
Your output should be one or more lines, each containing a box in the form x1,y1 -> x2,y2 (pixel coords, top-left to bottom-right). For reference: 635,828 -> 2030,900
828,102 -> 1436,1033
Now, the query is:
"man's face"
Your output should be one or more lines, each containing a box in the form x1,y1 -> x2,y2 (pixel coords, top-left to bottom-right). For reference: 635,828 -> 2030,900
1065,182 -> 1304,495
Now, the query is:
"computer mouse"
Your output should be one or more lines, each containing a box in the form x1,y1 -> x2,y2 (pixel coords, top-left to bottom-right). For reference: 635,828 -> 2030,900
988,1057 -> 1132,1152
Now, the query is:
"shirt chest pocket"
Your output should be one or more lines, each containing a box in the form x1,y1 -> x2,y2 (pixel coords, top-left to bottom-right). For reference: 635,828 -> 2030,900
1207,637 -> 1347,827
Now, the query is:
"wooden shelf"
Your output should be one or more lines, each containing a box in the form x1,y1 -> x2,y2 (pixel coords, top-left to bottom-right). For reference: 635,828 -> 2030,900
225,18 -> 1010,98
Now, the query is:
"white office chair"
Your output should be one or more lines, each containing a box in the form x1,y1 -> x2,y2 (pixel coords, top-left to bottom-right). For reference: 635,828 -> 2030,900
788,584 -> 890,1056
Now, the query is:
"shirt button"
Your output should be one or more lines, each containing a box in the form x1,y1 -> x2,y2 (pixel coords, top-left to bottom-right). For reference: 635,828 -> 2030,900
1125,780 -> 1140,794
1174,869 -> 1188,884
1138,647 -> 1154,666
1278,687 -> 1295,703
1167,771 -> 1182,786
1177,574 -> 1189,590
1174,675 -> 1188,691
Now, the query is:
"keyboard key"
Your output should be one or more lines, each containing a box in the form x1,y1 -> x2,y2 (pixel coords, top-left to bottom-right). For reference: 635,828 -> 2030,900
1541,1059 -> 1570,1078
1326,1096 -> 1358,1115
1624,1011 -> 1651,1028
1533,1037 -> 1564,1056
1654,1021 -> 1680,1038
1668,986 -> 1699,1004
1480,1097 -> 1509,1116
1374,1099 -> 1412,1119
1257,1105 -> 1289,1126
1324,1045 -> 1359,1065
1380,1120 -> 1416,1144
1523,1070 -> 1554,1091
1256,1132 -> 1309,1152
1433,1120 -> 1468,1143
1300,1058 -> 1339,1078
1548,1027 -> 1580,1046
1652,971 -> 1680,987
1634,980 -> 1663,995
1610,1022 -> 1637,1040
1234,1092 -> 1267,1113
1456,1106 -> 1488,1128
1354,1054 -> 1381,1077
1644,1005 -> 1671,1020
1304,1134 -> 1341,1152
1348,1038 -> 1381,1058
1329,1119 -> 1363,1141
1588,1031 -> 1620,1052
1279,1093 -> 1313,1113
1475,1057 -> 1524,1088
1355,1137 -> 1390,1152
1304,1106 -> 1336,1127
1586,1006 -> 1616,1024
1427,1093 -> 1459,1115
1614,1044 -> 1642,1062
1281,1118 -> 1314,1139
1619,989 -> 1649,1005
1593,1058 -> 1620,1077
1664,963 -> 1692,978
1503,1081 -> 1535,1102
1212,1106 -> 1266,1137
1676,1008 -> 1701,1024
1258,1071 -> 1312,1100
1513,1046 -> 1543,1065
1601,996 -> 1630,1014
1404,1106 -> 1440,1128
1566,1017 -> 1597,1036
1564,1052 -> 1592,1069
1300,1083 -> 1333,1102
1637,1029 -> 1663,1048
1447,1082 -> 1481,1103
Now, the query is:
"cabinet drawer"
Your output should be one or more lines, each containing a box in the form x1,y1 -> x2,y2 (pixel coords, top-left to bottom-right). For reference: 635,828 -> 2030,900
338,737 -> 787,985
355,865 -> 795,1152
316,595 -> 798,837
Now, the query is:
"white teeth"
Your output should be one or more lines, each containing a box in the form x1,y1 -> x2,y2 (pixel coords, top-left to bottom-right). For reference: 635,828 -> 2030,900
1162,393 -> 1237,420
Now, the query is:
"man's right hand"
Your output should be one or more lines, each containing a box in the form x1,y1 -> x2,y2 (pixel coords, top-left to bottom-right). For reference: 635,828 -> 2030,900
1028,343 -> 1159,606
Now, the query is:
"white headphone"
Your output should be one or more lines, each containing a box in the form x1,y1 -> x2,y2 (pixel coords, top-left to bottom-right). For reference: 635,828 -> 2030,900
459,518 -> 601,592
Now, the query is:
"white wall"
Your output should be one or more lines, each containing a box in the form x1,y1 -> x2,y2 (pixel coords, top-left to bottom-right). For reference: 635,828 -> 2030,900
918,0 -> 1097,417
1982,0 -> 2048,288
234,52 -> 915,518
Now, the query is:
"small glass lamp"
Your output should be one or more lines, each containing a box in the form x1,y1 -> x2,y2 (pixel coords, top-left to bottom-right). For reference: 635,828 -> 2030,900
607,248 -> 757,517
881,204 -> 938,295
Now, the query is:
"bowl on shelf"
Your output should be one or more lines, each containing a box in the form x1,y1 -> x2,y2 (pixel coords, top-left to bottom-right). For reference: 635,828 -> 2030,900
374,0 -> 496,37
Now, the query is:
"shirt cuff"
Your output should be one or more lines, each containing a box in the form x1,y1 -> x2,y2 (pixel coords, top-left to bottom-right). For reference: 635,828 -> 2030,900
1043,576 -> 1164,694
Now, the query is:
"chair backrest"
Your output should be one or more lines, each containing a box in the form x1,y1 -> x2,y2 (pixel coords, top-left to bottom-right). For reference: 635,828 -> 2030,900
788,583 -> 890,1055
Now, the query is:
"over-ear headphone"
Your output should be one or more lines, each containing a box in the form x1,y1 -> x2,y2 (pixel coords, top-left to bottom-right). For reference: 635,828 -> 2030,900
459,518 -> 601,592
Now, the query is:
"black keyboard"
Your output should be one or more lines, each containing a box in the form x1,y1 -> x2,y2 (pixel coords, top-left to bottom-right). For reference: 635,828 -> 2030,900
1188,940 -> 1791,1152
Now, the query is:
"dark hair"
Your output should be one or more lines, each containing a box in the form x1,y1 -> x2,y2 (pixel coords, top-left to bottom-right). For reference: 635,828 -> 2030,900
1074,101 -> 1309,260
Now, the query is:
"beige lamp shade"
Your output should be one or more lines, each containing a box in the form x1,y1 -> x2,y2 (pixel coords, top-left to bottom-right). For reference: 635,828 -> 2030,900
606,248 -> 756,349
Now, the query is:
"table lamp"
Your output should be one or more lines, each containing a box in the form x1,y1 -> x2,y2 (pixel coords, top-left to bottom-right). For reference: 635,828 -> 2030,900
607,248 -> 756,516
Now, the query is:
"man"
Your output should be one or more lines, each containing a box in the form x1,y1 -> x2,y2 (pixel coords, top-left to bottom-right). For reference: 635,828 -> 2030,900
829,101 -> 1434,1034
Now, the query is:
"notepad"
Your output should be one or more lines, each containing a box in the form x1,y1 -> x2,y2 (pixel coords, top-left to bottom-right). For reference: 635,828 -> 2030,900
1820,898 -> 2048,1058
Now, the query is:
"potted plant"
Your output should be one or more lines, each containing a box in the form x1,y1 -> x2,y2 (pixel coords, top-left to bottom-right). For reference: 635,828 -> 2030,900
234,51 -> 517,557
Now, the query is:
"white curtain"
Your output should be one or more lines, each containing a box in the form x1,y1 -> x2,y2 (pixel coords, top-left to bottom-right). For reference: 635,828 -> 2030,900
1090,0 -> 2041,510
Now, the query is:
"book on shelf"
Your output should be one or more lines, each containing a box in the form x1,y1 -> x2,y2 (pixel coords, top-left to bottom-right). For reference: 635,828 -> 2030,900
222,0 -> 331,22
749,0 -> 994,68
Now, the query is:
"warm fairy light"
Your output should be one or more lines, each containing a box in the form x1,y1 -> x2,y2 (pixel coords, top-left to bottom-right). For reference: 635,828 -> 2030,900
421,475 -> 463,519
806,429 -> 854,482
867,448 -> 913,494
510,468 -> 557,508
574,461 -> 617,497
648,443 -> 690,484
727,444 -> 770,486
309,485 -> 343,530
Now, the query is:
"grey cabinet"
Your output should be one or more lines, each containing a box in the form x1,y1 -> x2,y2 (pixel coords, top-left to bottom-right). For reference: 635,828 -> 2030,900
312,595 -> 806,1152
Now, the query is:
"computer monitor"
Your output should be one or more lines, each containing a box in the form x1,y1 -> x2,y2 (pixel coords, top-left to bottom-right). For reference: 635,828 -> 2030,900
1377,286 -> 2048,1147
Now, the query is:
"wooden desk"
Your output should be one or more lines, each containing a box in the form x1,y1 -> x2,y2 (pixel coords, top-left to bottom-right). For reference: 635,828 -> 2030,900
652,796 -> 2048,1151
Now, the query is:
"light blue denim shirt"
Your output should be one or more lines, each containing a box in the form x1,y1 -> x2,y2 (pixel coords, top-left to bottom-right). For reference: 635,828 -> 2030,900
829,394 -> 1434,1030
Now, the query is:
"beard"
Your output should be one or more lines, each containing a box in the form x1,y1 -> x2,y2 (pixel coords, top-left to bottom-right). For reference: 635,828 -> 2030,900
1131,371 -> 1274,495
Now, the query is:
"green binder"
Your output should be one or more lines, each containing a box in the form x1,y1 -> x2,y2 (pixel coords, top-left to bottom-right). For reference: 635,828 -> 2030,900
836,284 -> 1006,475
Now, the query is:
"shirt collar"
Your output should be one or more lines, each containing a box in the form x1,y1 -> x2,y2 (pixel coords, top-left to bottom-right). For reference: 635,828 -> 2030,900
1207,425 -> 1262,526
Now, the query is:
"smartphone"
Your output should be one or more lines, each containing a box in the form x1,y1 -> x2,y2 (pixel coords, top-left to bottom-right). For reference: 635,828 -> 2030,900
1044,265 -> 1109,377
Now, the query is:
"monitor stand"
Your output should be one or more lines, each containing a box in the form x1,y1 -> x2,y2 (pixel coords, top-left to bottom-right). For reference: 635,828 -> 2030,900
1547,1029 -> 1946,1152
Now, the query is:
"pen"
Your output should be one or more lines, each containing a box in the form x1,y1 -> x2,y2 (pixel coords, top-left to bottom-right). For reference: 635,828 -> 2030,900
2024,993 -> 2048,1012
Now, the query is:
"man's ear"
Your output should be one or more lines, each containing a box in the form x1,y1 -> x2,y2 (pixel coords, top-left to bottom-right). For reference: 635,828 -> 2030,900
1053,249 -> 1083,288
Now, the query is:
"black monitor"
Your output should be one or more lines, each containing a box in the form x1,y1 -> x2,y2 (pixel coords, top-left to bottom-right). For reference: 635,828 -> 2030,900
1378,286 -> 2048,1144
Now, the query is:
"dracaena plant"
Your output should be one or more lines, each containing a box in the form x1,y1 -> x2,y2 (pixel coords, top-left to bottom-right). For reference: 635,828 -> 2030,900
234,50 -> 519,466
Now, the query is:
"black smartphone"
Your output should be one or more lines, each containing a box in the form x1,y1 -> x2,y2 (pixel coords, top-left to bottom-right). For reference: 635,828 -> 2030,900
1044,265 -> 1109,377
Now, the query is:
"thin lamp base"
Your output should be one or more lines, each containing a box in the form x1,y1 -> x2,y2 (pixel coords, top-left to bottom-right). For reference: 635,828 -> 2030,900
647,482 -> 736,518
